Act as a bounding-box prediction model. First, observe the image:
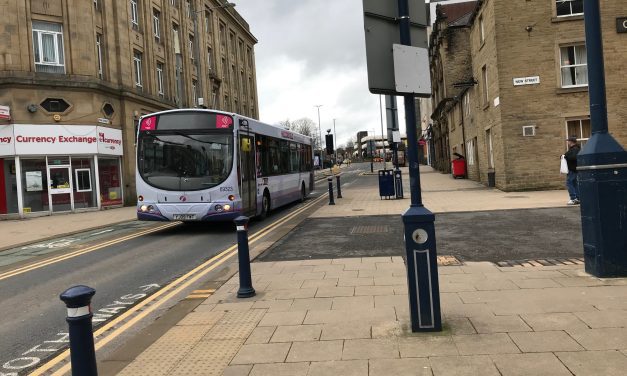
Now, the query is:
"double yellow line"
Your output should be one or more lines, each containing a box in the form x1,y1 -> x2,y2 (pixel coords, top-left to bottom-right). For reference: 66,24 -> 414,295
33,193 -> 327,376
0,223 -> 180,282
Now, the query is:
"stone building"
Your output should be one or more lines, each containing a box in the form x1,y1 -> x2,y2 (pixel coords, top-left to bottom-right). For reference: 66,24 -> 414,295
429,0 -> 627,191
0,0 -> 258,218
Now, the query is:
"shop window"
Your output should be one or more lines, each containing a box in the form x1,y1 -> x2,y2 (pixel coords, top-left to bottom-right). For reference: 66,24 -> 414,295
98,157 -> 122,206
72,158 -> 97,209
0,158 -> 19,215
21,158 -> 49,213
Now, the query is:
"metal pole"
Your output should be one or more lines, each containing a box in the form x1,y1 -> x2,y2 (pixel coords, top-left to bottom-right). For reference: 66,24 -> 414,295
315,105 -> 323,164
583,0 -> 608,134
234,216 -> 256,298
60,285 -> 98,376
379,95 -> 387,170
333,118 -> 338,165
398,0 -> 441,332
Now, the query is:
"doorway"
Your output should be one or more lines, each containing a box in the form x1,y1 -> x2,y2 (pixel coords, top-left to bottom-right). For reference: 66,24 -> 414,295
239,134 -> 256,217
48,165 -> 73,212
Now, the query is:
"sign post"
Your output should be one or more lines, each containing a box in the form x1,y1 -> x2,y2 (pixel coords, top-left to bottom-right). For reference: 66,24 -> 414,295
362,0 -> 441,332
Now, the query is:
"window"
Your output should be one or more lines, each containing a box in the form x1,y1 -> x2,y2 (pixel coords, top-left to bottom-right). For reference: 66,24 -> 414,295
486,129 -> 494,169
156,62 -> 165,96
170,0 -> 176,6
463,91 -> 470,118
93,0 -> 100,11
481,65 -> 488,105
466,139 -> 476,166
566,118 -> 591,148
192,80 -> 198,106
96,33 -> 103,79
32,21 -> 65,74
172,23 -> 180,54
229,31 -> 235,53
219,23 -> 226,50
247,47 -> 252,68
75,169 -> 92,192
189,35 -> 194,60
133,51 -> 143,89
207,47 -> 213,71
560,44 -> 588,87
556,0 -> 583,17
130,0 -> 139,30
479,15 -> 485,44
204,10 -> 213,34
186,0 -> 191,18
153,9 -> 161,42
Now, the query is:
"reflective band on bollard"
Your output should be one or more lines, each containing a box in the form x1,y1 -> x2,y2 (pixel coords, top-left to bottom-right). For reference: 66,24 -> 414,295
67,306 -> 91,318
60,285 -> 98,376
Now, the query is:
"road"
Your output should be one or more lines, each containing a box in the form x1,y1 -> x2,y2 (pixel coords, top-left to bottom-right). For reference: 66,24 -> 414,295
0,164 -> 365,375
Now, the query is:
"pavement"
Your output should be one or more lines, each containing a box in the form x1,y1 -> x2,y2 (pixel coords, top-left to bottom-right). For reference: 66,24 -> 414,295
4,164 -> 627,375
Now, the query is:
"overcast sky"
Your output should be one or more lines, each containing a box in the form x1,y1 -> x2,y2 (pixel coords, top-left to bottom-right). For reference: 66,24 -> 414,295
235,1 -> 463,148
235,0 -> 404,148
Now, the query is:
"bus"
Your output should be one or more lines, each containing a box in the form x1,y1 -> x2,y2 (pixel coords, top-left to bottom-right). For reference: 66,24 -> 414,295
136,109 -> 314,222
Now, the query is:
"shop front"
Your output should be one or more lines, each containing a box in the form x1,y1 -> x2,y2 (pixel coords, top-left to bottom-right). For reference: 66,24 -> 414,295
0,124 -> 124,218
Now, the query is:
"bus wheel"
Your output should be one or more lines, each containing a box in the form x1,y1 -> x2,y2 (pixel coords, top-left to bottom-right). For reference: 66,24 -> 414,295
260,191 -> 271,219
300,183 -> 306,203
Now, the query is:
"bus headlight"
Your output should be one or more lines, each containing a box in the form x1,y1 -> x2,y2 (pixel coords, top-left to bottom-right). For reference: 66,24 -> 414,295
215,204 -> 224,212
140,205 -> 156,213
223,204 -> 231,211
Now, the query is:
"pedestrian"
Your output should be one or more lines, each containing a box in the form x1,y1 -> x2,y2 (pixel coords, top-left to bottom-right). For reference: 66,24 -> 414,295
563,136 -> 581,205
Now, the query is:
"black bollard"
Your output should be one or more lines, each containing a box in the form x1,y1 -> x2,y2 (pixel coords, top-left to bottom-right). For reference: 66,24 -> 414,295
60,285 -> 98,376
234,216 -> 256,298
335,174 -> 343,198
327,177 -> 335,205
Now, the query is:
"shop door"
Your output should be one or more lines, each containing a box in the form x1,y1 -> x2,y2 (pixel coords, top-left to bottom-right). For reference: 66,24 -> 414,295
48,166 -> 73,212
239,134 -> 256,216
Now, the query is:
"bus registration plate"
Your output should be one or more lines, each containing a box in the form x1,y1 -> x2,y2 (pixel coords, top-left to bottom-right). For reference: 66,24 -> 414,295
173,214 -> 197,220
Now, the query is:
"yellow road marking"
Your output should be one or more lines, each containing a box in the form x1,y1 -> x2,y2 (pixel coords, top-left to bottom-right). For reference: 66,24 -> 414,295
187,294 -> 212,299
0,222 -> 180,281
34,192 -> 328,376
192,289 -> 216,293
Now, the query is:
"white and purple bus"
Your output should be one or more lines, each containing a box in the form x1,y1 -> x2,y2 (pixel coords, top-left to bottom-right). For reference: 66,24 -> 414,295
136,109 -> 314,222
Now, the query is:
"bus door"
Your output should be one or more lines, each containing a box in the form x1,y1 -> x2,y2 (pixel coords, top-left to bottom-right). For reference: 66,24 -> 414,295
238,133 -> 256,216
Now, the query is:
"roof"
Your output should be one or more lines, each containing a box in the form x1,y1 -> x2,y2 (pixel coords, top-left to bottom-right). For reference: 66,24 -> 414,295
435,1 -> 478,27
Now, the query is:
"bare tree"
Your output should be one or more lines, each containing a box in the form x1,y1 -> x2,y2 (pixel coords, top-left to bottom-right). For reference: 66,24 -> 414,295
284,117 -> 320,152
277,119 -> 291,129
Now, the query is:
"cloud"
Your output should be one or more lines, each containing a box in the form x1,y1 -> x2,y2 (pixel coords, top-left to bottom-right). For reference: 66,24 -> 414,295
236,0 -> 410,147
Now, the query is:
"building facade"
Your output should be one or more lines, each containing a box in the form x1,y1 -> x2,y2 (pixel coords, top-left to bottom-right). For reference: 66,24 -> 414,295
0,0 -> 259,218
429,0 -> 627,191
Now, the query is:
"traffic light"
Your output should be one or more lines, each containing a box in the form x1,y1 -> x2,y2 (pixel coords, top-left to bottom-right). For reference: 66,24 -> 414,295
325,134 -> 334,155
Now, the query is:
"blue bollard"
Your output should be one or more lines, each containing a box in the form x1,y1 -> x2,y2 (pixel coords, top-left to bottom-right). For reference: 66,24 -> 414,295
327,177 -> 335,205
335,174 -> 343,198
234,216 -> 256,298
59,285 -> 98,376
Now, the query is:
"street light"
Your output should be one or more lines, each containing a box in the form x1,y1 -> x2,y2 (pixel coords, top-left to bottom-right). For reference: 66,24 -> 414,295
193,2 -> 237,108
314,104 -> 323,167
333,118 -> 338,164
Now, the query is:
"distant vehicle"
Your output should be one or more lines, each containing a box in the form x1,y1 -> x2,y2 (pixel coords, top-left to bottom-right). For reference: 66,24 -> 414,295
136,109 -> 314,222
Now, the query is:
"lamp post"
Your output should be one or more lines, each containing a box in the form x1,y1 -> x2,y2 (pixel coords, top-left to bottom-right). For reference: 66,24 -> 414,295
193,1 -> 236,108
333,118 -> 338,164
314,104 -> 323,166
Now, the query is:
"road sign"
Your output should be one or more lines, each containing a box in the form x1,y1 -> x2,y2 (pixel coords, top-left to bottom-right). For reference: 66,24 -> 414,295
362,0 -> 429,95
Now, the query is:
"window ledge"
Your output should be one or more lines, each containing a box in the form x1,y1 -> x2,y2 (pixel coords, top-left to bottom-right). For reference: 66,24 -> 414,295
551,15 -> 584,23
482,103 -> 489,111
556,86 -> 588,95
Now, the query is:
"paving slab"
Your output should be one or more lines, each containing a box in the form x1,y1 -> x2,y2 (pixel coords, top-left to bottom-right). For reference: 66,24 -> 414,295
285,340 -> 344,362
556,350 -> 627,376
491,353 -> 573,376
429,355 -> 501,376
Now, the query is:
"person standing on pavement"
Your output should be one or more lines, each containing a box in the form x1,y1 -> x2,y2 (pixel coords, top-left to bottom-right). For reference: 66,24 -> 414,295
564,136 -> 581,205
